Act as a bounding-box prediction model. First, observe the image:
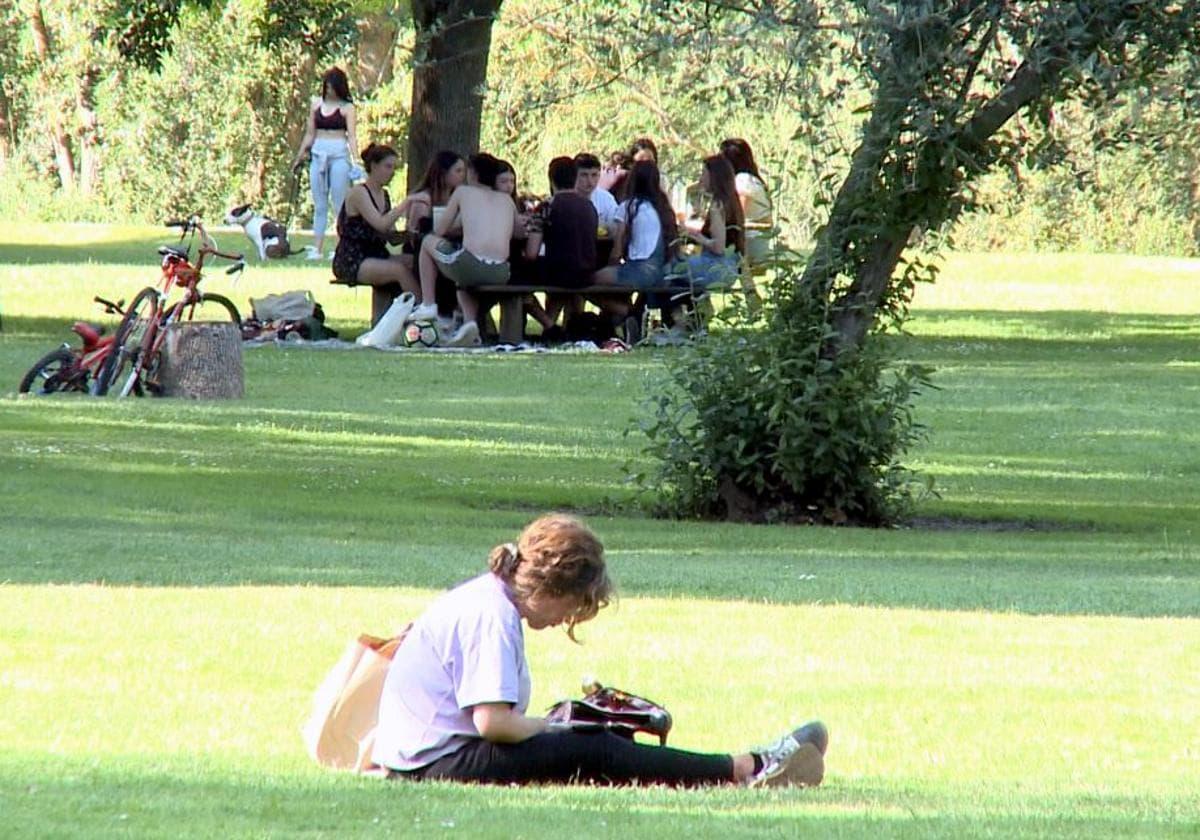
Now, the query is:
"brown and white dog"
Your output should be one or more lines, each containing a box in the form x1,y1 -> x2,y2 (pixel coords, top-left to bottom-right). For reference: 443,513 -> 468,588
225,204 -> 300,260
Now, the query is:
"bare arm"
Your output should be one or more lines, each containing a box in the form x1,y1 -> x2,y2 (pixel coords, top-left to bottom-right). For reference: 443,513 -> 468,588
347,185 -> 408,234
292,108 -> 316,169
690,204 -> 727,255
344,105 -> 359,167
434,190 -> 462,238
471,703 -> 548,744
608,222 -> 627,265
405,191 -> 432,232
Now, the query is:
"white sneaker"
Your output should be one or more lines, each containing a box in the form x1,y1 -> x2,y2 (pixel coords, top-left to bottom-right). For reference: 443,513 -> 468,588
748,721 -> 827,788
304,246 -> 323,261
408,302 -> 439,322
443,321 -> 481,348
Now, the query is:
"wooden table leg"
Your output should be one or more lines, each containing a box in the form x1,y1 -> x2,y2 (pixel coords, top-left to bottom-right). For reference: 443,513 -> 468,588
371,284 -> 401,327
498,295 -> 525,344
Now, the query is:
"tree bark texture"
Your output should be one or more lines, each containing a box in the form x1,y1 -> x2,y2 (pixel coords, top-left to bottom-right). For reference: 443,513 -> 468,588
158,322 -> 244,400
406,0 -> 503,192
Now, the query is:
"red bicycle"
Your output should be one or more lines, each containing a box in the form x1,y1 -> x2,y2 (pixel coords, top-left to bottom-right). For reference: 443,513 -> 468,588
97,217 -> 244,397
18,296 -> 131,395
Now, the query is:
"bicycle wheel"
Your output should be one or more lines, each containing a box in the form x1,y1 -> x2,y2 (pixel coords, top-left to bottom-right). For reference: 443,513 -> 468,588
189,293 -> 242,326
95,286 -> 157,396
19,348 -> 80,395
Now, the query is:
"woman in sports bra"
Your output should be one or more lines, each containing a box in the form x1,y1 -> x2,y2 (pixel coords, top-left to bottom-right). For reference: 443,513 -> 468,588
332,143 -> 418,298
292,67 -> 360,261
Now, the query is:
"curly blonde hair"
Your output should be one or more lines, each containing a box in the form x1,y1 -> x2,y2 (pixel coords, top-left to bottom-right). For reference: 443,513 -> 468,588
488,513 -> 613,640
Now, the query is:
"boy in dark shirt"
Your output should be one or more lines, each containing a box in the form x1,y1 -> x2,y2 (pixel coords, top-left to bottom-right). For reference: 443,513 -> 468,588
525,157 -> 598,288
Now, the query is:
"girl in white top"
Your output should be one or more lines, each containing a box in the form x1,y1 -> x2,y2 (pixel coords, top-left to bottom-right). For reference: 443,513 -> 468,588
372,513 -> 829,787
720,138 -> 774,267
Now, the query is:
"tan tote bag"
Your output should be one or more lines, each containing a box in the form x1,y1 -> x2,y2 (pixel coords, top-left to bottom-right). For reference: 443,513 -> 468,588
301,627 -> 409,773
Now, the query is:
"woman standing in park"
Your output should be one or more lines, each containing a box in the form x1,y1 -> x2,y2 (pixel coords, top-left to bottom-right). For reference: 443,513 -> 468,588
292,67 -> 360,261
372,513 -> 828,787
331,144 -> 416,295
682,154 -> 745,289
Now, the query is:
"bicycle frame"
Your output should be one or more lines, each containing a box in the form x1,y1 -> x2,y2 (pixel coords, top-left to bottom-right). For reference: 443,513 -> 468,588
114,217 -> 244,398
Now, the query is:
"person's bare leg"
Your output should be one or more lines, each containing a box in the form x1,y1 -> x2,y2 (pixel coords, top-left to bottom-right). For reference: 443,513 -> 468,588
731,753 -> 755,784
358,257 -> 418,296
524,295 -> 553,330
589,291 -> 631,319
457,288 -> 480,324
419,235 -> 445,304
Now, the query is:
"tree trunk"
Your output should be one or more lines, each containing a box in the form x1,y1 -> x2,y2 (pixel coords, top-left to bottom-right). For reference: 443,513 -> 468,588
406,0 -> 504,192
0,85 -> 12,169
76,67 -> 100,196
26,0 -> 76,192
158,322 -> 245,399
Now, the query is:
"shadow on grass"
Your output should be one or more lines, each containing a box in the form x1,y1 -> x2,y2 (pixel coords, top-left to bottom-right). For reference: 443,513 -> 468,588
0,758 -> 1191,839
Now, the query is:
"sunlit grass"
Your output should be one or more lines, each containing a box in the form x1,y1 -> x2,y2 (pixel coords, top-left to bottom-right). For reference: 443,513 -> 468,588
2,586 -> 1196,837
2,224 -> 1199,836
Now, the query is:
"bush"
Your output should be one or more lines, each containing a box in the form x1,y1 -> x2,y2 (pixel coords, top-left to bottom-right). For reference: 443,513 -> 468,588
631,253 -> 932,526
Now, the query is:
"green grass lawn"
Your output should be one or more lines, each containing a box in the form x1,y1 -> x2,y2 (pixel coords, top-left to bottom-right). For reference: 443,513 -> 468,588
1,223 -> 1198,837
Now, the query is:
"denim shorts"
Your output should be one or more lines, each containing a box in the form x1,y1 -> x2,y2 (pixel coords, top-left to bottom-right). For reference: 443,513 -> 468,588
617,258 -> 667,290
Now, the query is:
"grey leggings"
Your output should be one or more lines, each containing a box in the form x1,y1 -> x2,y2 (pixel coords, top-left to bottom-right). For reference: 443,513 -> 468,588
401,730 -> 735,787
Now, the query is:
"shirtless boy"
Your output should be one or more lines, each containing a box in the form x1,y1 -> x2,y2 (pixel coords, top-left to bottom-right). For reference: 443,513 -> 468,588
414,154 -> 519,336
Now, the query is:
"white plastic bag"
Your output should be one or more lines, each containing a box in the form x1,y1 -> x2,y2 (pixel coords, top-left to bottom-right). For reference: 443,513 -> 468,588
355,292 -> 415,348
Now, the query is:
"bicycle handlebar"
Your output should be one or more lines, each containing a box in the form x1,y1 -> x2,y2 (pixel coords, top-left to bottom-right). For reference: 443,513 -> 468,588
93,295 -> 124,313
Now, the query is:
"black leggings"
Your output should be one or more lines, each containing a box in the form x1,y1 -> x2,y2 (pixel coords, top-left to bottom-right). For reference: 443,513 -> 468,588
403,730 -> 734,787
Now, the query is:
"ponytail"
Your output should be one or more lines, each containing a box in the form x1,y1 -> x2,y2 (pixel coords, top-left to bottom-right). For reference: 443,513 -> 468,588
488,542 -> 521,579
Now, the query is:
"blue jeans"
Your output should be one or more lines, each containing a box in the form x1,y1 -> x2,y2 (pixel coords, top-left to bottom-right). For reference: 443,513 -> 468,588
310,137 -> 351,242
684,250 -> 740,289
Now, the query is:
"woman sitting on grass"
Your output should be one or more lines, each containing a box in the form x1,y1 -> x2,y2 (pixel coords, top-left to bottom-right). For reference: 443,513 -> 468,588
372,513 -> 828,787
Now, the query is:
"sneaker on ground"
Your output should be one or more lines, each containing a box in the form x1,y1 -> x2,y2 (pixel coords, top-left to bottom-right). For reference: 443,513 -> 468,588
443,320 -> 481,348
748,720 -> 828,788
304,246 -> 323,261
408,302 -> 439,322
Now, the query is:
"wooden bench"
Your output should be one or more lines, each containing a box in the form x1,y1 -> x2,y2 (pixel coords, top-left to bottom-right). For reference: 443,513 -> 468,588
331,277 -> 701,344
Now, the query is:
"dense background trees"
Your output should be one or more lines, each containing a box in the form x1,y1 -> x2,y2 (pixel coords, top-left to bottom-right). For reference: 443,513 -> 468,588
2,0 -> 1197,259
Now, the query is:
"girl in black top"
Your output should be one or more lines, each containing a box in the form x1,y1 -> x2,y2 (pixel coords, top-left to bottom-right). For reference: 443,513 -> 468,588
332,144 -> 417,296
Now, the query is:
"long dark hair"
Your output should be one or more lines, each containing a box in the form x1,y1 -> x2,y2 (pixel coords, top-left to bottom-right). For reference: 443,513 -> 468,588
623,161 -> 678,260
321,67 -> 352,103
415,150 -> 463,205
703,154 -> 745,255
719,138 -> 767,189
629,137 -> 659,162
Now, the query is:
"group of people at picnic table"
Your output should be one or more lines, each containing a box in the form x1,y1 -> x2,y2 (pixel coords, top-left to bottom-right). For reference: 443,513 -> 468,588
328,134 -> 774,345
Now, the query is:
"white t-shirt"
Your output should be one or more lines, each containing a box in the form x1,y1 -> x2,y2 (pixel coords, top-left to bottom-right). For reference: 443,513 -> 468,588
618,199 -> 663,261
372,572 -> 531,771
735,172 -> 772,231
589,187 -> 620,227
